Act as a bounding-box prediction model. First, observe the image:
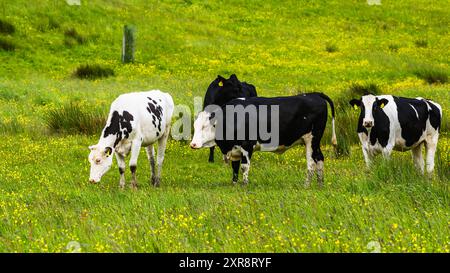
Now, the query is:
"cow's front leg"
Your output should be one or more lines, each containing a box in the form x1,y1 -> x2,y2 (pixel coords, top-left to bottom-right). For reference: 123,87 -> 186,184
208,146 -> 215,163
115,153 -> 126,189
231,160 -> 240,184
129,140 -> 142,189
362,146 -> 372,168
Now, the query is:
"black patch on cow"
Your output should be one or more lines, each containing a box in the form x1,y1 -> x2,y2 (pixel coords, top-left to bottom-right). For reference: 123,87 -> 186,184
368,107 -> 390,147
146,97 -> 163,133
119,167 -> 125,175
394,97 -> 429,147
426,100 -> 441,131
103,111 -> 134,147
130,165 -> 136,173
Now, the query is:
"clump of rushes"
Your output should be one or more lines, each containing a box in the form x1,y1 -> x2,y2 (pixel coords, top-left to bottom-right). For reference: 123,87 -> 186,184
74,64 -> 115,80
325,43 -> 338,53
413,67 -> 448,84
0,37 -> 15,51
414,39 -> 428,48
0,19 -> 15,34
45,103 -> 106,135
64,27 -> 87,46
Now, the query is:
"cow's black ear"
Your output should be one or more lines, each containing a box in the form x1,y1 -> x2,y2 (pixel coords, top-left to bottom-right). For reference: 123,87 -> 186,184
377,98 -> 389,109
229,74 -> 239,82
349,99 -> 361,108
104,147 -> 113,156
217,75 -> 225,81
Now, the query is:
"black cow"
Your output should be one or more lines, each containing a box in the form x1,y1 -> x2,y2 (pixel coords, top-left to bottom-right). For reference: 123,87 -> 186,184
349,94 -> 442,174
203,74 -> 257,162
191,93 -> 337,187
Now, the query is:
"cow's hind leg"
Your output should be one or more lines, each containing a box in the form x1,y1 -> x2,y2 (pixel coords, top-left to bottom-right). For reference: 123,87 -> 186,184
115,153 -> 126,189
231,160 -> 240,184
425,133 -> 439,177
303,133 -> 316,188
208,146 -> 215,163
411,143 -> 424,174
129,140 -> 142,189
240,145 -> 253,185
145,145 -> 156,185
154,125 -> 171,187
311,117 -> 326,187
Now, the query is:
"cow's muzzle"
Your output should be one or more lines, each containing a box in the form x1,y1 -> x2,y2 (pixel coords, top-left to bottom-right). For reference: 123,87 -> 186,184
363,121 -> 374,128
190,142 -> 200,149
89,178 -> 99,184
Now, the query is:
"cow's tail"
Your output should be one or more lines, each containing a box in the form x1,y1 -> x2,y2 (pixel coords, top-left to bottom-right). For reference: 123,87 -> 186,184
318,93 -> 337,147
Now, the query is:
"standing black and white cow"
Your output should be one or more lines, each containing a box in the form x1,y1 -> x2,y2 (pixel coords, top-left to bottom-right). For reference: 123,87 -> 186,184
191,93 -> 337,187
88,90 -> 174,189
203,74 -> 257,162
349,94 -> 442,174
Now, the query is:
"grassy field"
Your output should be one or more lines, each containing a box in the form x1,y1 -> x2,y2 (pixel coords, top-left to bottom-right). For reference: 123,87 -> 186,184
0,0 -> 448,252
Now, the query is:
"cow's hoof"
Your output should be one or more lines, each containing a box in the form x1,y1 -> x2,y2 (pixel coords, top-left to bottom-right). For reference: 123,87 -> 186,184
304,181 -> 311,188
232,179 -> 238,185
130,182 -> 138,190
119,184 -> 125,190
243,179 -> 249,185
152,177 -> 161,187
208,159 -> 214,163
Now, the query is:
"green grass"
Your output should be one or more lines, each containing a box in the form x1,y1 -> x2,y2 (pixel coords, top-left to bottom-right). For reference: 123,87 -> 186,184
0,0 -> 449,253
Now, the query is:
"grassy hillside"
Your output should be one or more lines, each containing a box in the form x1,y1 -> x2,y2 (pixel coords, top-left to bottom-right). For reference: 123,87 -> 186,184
0,0 -> 448,252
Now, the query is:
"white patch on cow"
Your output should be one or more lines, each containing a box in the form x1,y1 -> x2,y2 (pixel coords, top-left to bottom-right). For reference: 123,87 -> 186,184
361,95 -> 377,127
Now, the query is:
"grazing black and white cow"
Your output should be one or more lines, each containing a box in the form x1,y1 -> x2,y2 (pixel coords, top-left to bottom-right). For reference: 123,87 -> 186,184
349,94 -> 442,174
203,74 -> 257,162
191,93 -> 337,187
88,90 -> 174,189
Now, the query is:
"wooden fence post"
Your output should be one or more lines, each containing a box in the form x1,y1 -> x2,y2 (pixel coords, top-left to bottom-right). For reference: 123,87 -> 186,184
122,25 -> 136,63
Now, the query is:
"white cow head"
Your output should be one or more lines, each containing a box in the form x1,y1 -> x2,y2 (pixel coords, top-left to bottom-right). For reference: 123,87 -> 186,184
349,94 -> 389,129
88,145 -> 114,183
190,111 -> 216,149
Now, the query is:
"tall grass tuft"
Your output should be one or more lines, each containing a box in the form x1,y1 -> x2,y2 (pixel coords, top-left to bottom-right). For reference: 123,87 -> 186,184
0,37 -> 15,51
0,118 -> 24,134
64,27 -> 86,46
0,19 -> 15,34
325,43 -> 338,53
74,64 -> 115,80
414,39 -> 428,48
45,103 -> 106,135
413,67 -> 448,84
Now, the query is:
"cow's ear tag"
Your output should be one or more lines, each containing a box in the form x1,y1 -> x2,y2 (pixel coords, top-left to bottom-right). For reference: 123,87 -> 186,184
380,103 -> 385,109
353,105 -> 358,110
218,81 -> 223,87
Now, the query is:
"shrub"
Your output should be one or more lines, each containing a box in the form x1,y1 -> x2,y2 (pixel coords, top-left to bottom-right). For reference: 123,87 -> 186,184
45,103 -> 106,135
0,19 -> 15,34
0,37 -> 15,51
325,43 -> 338,53
413,67 -> 448,84
74,64 -> 115,80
